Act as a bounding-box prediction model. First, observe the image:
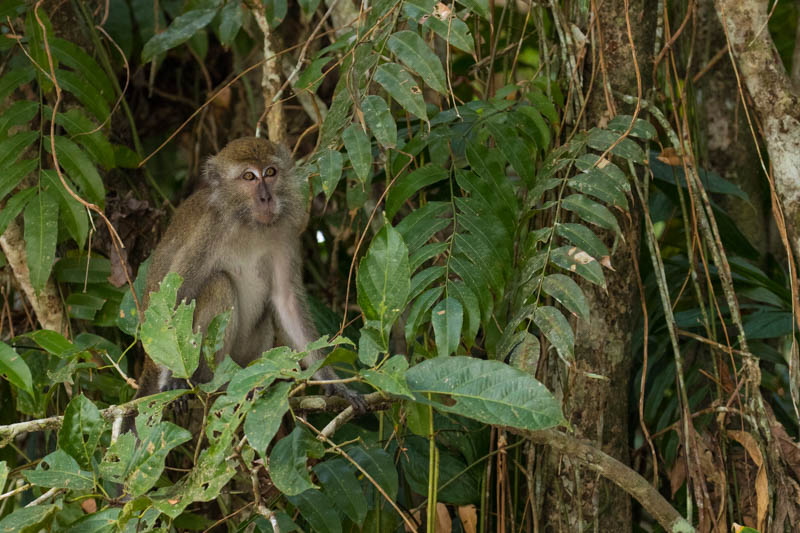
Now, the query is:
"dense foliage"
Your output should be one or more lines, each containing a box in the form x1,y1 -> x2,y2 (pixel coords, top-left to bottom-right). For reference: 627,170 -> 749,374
0,1 -> 798,532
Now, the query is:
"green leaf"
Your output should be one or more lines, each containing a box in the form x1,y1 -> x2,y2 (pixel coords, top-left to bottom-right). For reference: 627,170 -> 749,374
0,461 -> 7,493
0,341 -> 33,394
45,135 -> 106,206
448,281 -> 480,348
431,297 -> 463,357
0,505 -> 58,533
561,194 -> 620,234
386,164 -> 448,220
26,329 -> 75,356
516,106 -> 550,149
140,272 -> 202,380
50,38 -> 114,103
58,395 -> 104,470
361,355 -> 413,399
347,445 -> 398,499
607,114 -> 657,140
41,170 -> 88,248
343,124 -> 372,184
569,170 -> 628,209
405,286 -> 443,343
298,0 -> 321,16
0,101 -> 38,136
286,490 -> 342,533
55,70 -> 110,123
217,0 -> 243,45
395,201 -> 450,254
542,274 -> 589,321
314,459 -> 368,526
555,223 -> 609,260
53,109 -> 115,169
358,326 -> 384,366
374,63 -> 427,121
117,258 -> 149,335
406,356 -> 565,430
62,508 -> 120,532
0,159 -> 36,203
24,188 -> 59,294
0,131 -> 38,168
357,225 -> 410,336
550,245 -> 605,288
124,422 -> 192,496
455,0 -> 489,19
387,30 -> 447,94
142,8 -> 219,62
269,427 -> 324,496
24,449 -> 94,490
202,309 -> 231,371
244,381 -> 291,457
361,95 -> 397,149
533,306 -> 575,365
317,148 -> 343,199
296,56 -> 329,92
0,67 -> 34,103
423,16 -> 474,54
0,188 -> 36,237
486,120 -> 534,185
409,266 -> 445,301
586,128 -> 646,163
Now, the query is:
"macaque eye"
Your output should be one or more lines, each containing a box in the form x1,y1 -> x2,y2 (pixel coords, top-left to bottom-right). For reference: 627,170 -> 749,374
264,166 -> 277,177
242,171 -> 257,181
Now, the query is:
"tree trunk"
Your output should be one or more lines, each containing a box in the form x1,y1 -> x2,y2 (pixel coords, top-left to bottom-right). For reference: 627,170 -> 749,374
540,1 -> 656,531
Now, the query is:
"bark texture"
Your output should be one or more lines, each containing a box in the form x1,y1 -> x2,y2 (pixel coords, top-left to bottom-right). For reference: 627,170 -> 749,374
541,1 -> 656,531
714,0 -> 800,257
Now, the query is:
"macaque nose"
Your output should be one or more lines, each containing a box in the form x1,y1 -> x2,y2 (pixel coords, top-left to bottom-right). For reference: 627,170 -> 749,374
258,181 -> 272,204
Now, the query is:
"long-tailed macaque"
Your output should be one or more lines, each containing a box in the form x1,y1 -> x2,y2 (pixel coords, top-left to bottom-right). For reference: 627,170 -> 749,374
133,137 -> 363,412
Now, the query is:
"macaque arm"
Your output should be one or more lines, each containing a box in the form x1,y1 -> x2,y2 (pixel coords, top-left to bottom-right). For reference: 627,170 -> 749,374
271,250 -> 366,413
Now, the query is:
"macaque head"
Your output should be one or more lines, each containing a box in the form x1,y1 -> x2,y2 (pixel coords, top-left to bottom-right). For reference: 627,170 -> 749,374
205,137 -> 304,227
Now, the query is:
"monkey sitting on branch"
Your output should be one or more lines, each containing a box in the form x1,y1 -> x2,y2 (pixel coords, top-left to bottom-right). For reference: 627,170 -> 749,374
132,137 -> 365,416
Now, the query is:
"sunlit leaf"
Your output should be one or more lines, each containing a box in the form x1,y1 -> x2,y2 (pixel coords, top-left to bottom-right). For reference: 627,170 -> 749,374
387,30 -> 447,94
375,63 -> 427,121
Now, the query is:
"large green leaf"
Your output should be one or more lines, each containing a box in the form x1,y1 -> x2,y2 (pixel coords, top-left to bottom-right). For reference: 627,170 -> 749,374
532,306 -> 575,364
314,459 -> 368,526
58,395 -> 104,470
287,489 -> 342,533
586,128 -> 645,163
269,427 -> 325,496
23,449 -> 94,491
41,169 -> 88,248
0,131 -> 38,168
406,356 -> 565,430
541,274 -> 589,321
140,272 -> 201,380
0,101 -> 38,136
244,381 -> 291,457
317,148 -> 343,199
23,188 -> 59,294
45,135 -> 105,206
561,194 -> 620,234
0,188 -> 35,237
387,30 -> 447,94
361,95 -> 397,149
0,67 -> 34,102
347,445 -> 399,500
53,108 -> 115,169
0,159 -> 36,202
357,225 -> 410,336
342,124 -> 372,184
550,245 -> 606,288
55,70 -> 110,122
431,297 -> 463,357
142,8 -> 219,61
50,38 -> 115,103
386,164 -> 448,219
374,63 -> 427,121
0,341 -> 32,394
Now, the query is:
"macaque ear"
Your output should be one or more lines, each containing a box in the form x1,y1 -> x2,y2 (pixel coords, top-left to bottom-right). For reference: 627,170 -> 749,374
203,156 -> 222,185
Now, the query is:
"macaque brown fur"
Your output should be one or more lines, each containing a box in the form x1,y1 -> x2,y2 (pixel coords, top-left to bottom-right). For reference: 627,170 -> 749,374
133,137 -> 363,411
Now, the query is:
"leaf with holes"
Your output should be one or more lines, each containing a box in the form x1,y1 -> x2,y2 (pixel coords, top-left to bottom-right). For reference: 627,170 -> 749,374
375,63 -> 427,120
387,30 -> 447,94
